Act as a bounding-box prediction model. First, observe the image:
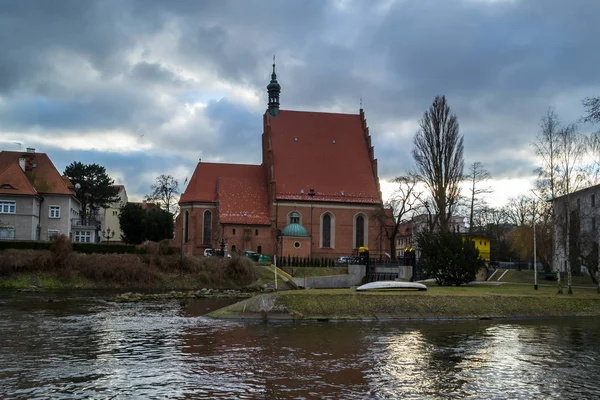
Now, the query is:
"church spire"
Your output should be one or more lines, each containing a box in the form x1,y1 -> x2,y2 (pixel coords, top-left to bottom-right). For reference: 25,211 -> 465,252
267,55 -> 281,117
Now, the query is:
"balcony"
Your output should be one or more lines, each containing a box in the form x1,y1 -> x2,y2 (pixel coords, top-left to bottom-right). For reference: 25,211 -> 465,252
71,218 -> 100,230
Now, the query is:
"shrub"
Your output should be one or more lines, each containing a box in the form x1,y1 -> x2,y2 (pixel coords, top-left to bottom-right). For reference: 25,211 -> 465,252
0,241 -> 51,251
223,255 -> 257,286
72,242 -> 138,254
74,253 -> 162,286
417,231 -> 484,286
50,235 -> 73,269
0,249 -> 49,275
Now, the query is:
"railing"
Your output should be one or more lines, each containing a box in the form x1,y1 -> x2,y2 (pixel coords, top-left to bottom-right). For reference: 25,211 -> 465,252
71,218 -> 100,229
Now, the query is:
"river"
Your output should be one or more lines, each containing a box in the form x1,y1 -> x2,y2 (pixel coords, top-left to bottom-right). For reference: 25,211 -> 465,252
1,290 -> 599,399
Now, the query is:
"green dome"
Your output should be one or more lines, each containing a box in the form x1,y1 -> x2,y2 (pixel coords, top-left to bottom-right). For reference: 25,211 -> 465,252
282,223 -> 309,237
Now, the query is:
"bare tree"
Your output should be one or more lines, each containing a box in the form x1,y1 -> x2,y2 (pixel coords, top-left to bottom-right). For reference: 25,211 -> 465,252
533,108 -> 564,292
376,174 -> 422,261
145,175 -> 180,213
557,123 -> 587,294
465,161 -> 492,234
504,195 -> 533,227
412,95 -> 464,233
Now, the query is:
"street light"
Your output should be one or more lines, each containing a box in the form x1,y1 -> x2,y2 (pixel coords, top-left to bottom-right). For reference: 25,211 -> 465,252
533,198 -> 538,290
308,188 -> 315,259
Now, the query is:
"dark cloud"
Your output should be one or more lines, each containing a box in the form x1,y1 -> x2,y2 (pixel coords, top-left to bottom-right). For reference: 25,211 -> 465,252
0,0 -> 598,203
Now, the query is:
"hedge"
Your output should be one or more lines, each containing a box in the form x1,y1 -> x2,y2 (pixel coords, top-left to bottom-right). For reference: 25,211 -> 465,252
0,240 -> 178,255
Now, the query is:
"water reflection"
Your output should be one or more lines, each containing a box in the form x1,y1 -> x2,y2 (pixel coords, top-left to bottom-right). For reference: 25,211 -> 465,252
1,291 -> 600,399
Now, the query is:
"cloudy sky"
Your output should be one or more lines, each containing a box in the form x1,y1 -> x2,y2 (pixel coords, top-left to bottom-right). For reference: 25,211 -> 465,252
0,0 -> 598,207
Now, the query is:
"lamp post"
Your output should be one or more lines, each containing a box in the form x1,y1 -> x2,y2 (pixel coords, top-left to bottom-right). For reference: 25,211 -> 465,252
533,198 -> 538,290
308,188 -> 315,260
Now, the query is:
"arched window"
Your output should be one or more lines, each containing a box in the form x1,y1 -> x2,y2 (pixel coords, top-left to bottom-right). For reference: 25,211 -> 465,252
322,214 -> 331,248
257,245 -> 262,254
183,211 -> 189,243
231,245 -> 236,252
355,215 -> 365,248
203,210 -> 212,245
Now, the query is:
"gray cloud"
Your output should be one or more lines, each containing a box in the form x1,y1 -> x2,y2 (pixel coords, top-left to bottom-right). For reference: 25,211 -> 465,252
0,0 -> 598,204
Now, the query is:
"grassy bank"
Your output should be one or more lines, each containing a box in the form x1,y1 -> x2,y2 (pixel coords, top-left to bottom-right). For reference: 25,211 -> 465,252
209,284 -> 600,321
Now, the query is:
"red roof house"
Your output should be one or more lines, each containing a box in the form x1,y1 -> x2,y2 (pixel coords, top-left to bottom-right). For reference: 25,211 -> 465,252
177,65 -> 385,259
0,148 -> 95,242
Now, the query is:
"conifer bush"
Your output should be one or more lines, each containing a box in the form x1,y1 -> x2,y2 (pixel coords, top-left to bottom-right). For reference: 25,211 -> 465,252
418,231 -> 484,286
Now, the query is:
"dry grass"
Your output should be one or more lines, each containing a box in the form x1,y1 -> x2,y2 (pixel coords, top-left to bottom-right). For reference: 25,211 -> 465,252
0,241 -> 259,289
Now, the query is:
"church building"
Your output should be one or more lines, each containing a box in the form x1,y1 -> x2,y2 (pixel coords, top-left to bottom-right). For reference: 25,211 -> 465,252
176,63 -> 387,260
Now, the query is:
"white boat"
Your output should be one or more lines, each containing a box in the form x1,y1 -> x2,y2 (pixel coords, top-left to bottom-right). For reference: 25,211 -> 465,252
355,281 -> 428,292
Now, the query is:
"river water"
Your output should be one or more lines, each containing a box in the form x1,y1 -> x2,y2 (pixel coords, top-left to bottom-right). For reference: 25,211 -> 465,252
1,291 -> 600,399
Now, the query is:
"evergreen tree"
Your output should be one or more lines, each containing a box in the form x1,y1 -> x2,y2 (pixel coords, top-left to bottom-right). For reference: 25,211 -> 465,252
119,203 -> 146,244
64,162 -> 120,220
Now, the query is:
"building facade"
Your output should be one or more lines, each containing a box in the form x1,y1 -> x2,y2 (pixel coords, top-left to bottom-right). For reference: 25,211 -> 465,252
176,64 -> 386,259
98,185 -> 128,242
553,184 -> 600,274
0,148 -> 96,242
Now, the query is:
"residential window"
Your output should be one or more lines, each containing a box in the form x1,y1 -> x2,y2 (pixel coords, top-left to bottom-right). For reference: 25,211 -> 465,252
49,206 -> 60,218
0,227 -> 15,240
0,201 -> 16,214
74,231 -> 92,243
47,230 -> 59,241
593,194 -> 596,208
322,213 -> 331,248
232,228 -> 236,235
203,210 -> 212,245
255,229 -> 259,236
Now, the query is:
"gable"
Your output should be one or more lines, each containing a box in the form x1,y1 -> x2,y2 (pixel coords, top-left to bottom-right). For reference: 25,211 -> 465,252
267,110 -> 381,204
0,151 -> 74,196
0,162 -> 38,196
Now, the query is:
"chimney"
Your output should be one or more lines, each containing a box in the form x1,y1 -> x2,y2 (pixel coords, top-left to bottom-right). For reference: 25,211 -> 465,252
26,147 -> 35,153
18,158 -> 26,172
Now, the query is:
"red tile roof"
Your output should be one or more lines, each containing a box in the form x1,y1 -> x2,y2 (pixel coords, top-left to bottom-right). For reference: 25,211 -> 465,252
180,163 -> 270,225
181,163 -> 262,203
217,176 -> 270,225
0,162 -> 38,196
0,151 -> 74,196
268,110 -> 381,204
397,220 -> 414,236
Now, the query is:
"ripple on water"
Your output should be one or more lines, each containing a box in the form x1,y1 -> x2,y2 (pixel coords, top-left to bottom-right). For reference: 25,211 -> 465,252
2,295 -> 600,399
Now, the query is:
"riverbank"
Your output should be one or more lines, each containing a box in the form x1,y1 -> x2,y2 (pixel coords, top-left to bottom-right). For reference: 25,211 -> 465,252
0,247 -> 265,291
208,284 -> 600,321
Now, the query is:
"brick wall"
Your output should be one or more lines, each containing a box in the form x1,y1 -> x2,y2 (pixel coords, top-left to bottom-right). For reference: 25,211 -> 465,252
178,201 -> 386,258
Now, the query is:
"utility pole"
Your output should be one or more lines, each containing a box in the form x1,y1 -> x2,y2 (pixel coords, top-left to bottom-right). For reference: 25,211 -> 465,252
533,198 -> 538,290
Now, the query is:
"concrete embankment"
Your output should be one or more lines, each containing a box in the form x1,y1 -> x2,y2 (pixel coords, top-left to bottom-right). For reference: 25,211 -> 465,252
208,287 -> 600,321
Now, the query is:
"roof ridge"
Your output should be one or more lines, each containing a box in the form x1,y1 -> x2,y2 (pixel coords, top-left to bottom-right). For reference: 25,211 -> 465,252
278,109 -> 361,117
199,161 -> 262,167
